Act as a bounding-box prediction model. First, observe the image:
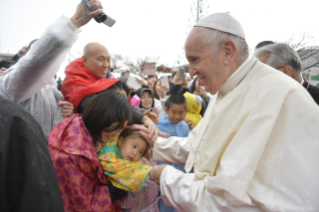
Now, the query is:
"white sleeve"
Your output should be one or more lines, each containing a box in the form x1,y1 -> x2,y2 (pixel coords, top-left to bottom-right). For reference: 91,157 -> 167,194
1,15 -> 80,103
160,166 -> 263,212
153,136 -> 190,165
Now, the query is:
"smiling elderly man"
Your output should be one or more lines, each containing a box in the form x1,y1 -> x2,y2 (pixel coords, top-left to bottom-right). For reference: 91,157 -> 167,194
134,13 -> 319,211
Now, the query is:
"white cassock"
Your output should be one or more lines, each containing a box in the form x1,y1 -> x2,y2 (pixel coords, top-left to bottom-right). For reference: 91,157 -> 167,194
0,16 -> 79,139
153,57 -> 319,212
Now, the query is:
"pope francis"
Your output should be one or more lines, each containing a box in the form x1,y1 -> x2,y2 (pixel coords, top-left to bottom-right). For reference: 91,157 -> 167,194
134,13 -> 319,211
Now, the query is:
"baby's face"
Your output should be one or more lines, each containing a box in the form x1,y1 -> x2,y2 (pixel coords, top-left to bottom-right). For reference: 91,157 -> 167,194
119,136 -> 148,161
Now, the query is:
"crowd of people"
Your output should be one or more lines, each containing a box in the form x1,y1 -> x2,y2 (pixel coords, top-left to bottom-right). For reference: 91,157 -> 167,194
1,0 -> 319,212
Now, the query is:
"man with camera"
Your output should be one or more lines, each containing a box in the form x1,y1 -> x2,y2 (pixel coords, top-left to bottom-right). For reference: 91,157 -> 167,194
0,0 -> 104,139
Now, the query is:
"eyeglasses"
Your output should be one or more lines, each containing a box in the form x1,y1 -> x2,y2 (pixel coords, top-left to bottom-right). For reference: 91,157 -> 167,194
275,65 -> 285,70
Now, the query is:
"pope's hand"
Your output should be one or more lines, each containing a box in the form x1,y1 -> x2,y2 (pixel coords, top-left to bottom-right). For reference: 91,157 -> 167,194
139,116 -> 159,141
131,124 -> 170,144
150,165 -> 167,185
70,0 -> 104,28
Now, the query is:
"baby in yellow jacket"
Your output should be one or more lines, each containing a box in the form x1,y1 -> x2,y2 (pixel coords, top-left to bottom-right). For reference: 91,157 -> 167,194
96,128 -> 152,193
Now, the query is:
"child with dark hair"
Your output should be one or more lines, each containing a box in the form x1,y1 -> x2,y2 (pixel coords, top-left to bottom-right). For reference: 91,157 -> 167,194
156,93 -> 190,212
96,128 -> 161,211
157,94 -> 190,137
96,128 -> 153,194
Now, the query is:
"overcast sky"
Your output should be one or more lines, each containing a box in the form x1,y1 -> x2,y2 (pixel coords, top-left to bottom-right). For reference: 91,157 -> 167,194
1,0 -> 318,78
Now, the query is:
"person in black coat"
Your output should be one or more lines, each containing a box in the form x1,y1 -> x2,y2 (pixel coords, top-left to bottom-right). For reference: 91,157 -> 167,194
302,80 -> 319,105
57,77 -> 63,91
0,95 -> 64,212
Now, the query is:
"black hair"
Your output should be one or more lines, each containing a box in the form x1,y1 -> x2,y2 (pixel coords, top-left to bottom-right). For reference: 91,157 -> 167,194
189,77 -> 198,94
165,94 -> 187,110
109,81 -> 130,97
255,41 -> 275,50
119,128 -> 150,156
82,89 -> 132,144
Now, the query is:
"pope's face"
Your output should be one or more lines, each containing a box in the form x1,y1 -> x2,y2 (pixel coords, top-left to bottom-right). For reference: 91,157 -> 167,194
185,27 -> 229,95
83,46 -> 111,79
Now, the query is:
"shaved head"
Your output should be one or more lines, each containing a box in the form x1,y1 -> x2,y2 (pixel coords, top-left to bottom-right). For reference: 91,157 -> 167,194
82,43 -> 111,79
83,43 -> 109,58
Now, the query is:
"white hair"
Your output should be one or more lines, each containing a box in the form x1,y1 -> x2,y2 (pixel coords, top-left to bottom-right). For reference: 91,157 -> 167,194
199,27 -> 249,58
254,43 -> 302,76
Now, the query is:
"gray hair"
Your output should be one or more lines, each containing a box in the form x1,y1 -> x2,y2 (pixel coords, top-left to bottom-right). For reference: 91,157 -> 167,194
199,27 -> 249,58
254,43 -> 302,76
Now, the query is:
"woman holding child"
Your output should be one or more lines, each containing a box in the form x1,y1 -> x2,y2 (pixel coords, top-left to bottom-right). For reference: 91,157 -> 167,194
48,90 -> 157,212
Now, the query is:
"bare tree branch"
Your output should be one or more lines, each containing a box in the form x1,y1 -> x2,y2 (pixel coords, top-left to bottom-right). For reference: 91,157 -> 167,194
111,54 -> 124,72
286,32 -> 319,71
285,32 -> 315,51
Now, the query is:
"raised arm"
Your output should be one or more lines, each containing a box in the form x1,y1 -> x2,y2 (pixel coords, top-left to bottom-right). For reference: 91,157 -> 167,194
1,0 -> 104,103
2,16 -> 79,103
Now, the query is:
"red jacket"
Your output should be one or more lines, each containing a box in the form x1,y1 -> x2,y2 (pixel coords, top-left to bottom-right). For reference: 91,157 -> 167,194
62,58 -> 119,113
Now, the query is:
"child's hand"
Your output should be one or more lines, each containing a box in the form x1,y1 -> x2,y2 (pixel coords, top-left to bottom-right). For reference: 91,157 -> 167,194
185,119 -> 193,130
144,109 -> 159,123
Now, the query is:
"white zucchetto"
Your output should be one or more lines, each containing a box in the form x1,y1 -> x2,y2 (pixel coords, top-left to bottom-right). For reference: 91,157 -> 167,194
194,13 -> 245,39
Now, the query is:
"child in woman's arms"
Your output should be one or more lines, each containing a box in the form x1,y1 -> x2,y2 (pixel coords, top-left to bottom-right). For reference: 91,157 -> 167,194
96,128 -> 153,194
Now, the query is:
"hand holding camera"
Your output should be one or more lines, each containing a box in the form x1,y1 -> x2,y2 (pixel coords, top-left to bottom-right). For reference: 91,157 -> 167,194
70,0 -> 104,28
